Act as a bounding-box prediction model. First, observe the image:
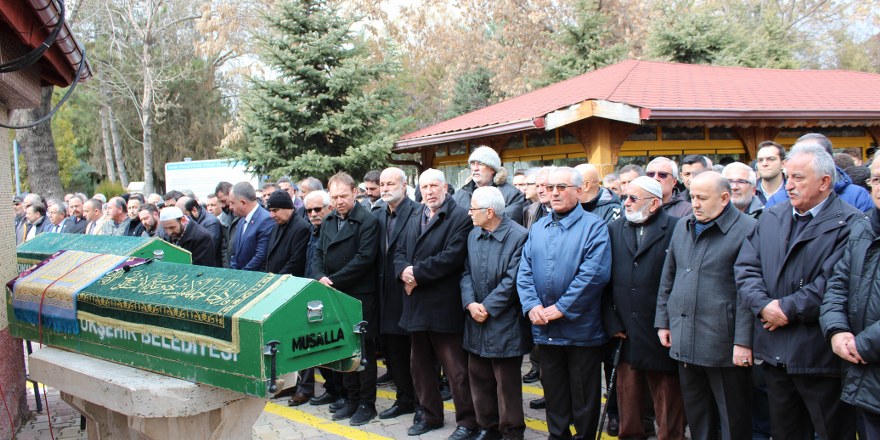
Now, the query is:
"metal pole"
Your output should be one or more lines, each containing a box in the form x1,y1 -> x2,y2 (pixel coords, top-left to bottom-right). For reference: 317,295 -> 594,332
13,139 -> 21,195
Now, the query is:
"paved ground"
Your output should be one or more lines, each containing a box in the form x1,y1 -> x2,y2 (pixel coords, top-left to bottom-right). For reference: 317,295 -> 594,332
15,361 -> 640,440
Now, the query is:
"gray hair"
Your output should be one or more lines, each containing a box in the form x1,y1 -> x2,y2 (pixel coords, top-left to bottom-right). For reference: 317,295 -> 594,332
721,162 -> 757,186
788,143 -> 838,184
419,168 -> 446,185
553,166 -> 583,187
299,177 -> 324,192
796,133 -> 833,156
472,186 -> 505,213
647,157 -> 679,180
305,190 -> 331,206
618,164 -> 646,177
47,199 -> 66,215
381,167 -> 407,184
231,181 -> 257,201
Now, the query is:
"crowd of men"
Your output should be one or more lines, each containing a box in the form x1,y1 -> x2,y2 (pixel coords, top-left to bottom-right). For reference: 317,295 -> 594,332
13,133 -> 880,440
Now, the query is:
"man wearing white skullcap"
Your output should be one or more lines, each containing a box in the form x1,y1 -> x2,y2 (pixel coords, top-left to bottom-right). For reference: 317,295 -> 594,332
160,206 -> 218,267
452,146 -> 526,225
603,174 -> 686,440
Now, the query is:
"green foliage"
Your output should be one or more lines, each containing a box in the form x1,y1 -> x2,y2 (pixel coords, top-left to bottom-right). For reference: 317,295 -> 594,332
226,0 -> 404,182
647,3 -> 798,69
94,180 -> 127,199
537,0 -> 627,86
444,67 -> 494,119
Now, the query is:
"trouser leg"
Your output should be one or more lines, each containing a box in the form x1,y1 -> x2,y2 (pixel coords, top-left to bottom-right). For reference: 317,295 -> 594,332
432,332 -> 477,429
644,369 -> 686,440
382,333 -> 415,408
410,331 -> 443,425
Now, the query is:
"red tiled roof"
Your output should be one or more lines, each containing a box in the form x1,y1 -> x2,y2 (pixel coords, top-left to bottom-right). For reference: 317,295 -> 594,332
397,60 -> 880,147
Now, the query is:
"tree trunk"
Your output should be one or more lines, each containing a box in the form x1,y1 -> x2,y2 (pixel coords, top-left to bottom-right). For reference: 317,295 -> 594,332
108,104 -> 129,187
99,106 -> 117,183
141,39 -> 156,195
9,86 -> 64,199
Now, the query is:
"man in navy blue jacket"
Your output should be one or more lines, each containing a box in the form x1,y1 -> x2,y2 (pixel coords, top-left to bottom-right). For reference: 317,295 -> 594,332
517,166 -> 611,440
229,182 -> 275,271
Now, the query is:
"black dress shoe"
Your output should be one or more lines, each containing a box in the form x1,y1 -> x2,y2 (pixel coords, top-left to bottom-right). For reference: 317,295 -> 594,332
472,428 -> 503,440
413,406 -> 424,424
528,397 -> 545,409
440,382 -> 453,401
522,369 -> 540,384
379,403 -> 415,419
349,402 -> 377,426
448,425 -> 477,440
329,397 -> 347,413
407,419 -> 443,436
605,415 -> 619,437
331,401 -> 358,420
309,392 -> 339,406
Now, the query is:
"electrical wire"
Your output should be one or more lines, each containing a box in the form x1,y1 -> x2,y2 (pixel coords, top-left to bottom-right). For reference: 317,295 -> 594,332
0,380 -> 15,440
0,0 -> 66,74
0,44 -> 86,130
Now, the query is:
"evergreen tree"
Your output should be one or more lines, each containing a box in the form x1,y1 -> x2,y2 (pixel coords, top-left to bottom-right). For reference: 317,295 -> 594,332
537,0 -> 626,86
444,66 -> 494,119
227,0 -> 401,181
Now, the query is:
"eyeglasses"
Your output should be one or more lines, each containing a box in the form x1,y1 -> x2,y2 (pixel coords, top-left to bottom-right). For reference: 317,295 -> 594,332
728,179 -> 753,187
545,184 -> 574,192
646,171 -> 671,179
305,206 -> 327,214
867,177 -> 880,188
468,207 -> 488,212
624,194 -> 653,203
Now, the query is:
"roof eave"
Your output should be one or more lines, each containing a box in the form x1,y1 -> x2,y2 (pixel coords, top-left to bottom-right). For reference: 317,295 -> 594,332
394,117 -> 545,152
647,109 -> 880,120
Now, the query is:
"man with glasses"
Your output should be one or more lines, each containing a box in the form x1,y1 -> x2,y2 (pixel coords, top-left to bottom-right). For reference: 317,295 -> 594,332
518,167 -> 611,440
512,170 -> 528,194
452,146 -> 525,225
755,141 -> 786,204
722,162 -> 764,219
524,167 -> 552,229
605,176 -> 685,440
646,157 -> 692,218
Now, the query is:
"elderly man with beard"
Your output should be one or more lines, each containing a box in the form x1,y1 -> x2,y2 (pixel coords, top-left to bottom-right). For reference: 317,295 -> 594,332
312,172 -> 380,426
722,162 -> 763,219
605,176 -> 685,440
453,146 -> 525,225
372,167 -> 420,420
159,207 -> 217,267
462,186 -> 531,440
656,172 -> 756,440
395,169 -> 476,439
518,167 -> 612,440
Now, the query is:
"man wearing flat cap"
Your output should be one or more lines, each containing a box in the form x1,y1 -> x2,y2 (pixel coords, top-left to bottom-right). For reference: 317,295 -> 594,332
453,145 -> 526,225
264,190 -> 311,276
160,206 -> 218,267
605,176 -> 686,440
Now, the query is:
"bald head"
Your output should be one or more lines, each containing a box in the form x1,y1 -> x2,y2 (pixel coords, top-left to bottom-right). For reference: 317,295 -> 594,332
689,171 -> 731,222
575,164 -> 601,202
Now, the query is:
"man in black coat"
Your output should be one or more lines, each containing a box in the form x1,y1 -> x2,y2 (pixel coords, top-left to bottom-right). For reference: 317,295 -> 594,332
159,206 -> 217,267
736,144 -> 862,440
394,168 -> 477,440
180,196 -> 224,266
263,191 -> 310,276
372,167 -> 419,420
604,176 -> 685,440
312,172 -> 380,426
452,146 -> 525,225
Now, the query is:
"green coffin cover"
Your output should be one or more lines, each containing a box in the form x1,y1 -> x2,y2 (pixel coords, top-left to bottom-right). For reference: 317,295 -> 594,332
17,233 -> 192,272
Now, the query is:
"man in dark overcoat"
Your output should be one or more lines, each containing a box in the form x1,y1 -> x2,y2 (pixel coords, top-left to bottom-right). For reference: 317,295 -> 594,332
394,168 -> 476,440
655,171 -> 756,440
461,186 -> 531,440
372,167 -> 420,420
736,143 -> 862,440
312,172 -> 380,426
159,206 -> 217,267
605,176 -> 685,440
263,191 -> 310,276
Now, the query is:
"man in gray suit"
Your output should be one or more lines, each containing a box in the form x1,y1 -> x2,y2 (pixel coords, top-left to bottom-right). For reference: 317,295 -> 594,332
655,171 -> 756,440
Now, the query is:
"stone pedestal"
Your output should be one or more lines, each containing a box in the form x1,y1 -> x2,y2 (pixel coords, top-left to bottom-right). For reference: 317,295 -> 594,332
28,347 -> 266,440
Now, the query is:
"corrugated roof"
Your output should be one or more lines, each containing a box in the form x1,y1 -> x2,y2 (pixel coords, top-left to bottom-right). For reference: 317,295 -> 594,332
398,60 -> 880,144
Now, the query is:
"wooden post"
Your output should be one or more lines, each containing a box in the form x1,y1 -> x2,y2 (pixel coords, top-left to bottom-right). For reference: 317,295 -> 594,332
569,118 -> 636,176
734,126 -> 780,163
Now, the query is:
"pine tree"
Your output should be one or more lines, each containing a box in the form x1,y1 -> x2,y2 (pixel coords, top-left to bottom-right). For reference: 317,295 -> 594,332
228,0 -> 401,181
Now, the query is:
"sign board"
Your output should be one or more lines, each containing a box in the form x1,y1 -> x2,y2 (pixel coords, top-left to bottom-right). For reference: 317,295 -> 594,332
164,159 -> 259,201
